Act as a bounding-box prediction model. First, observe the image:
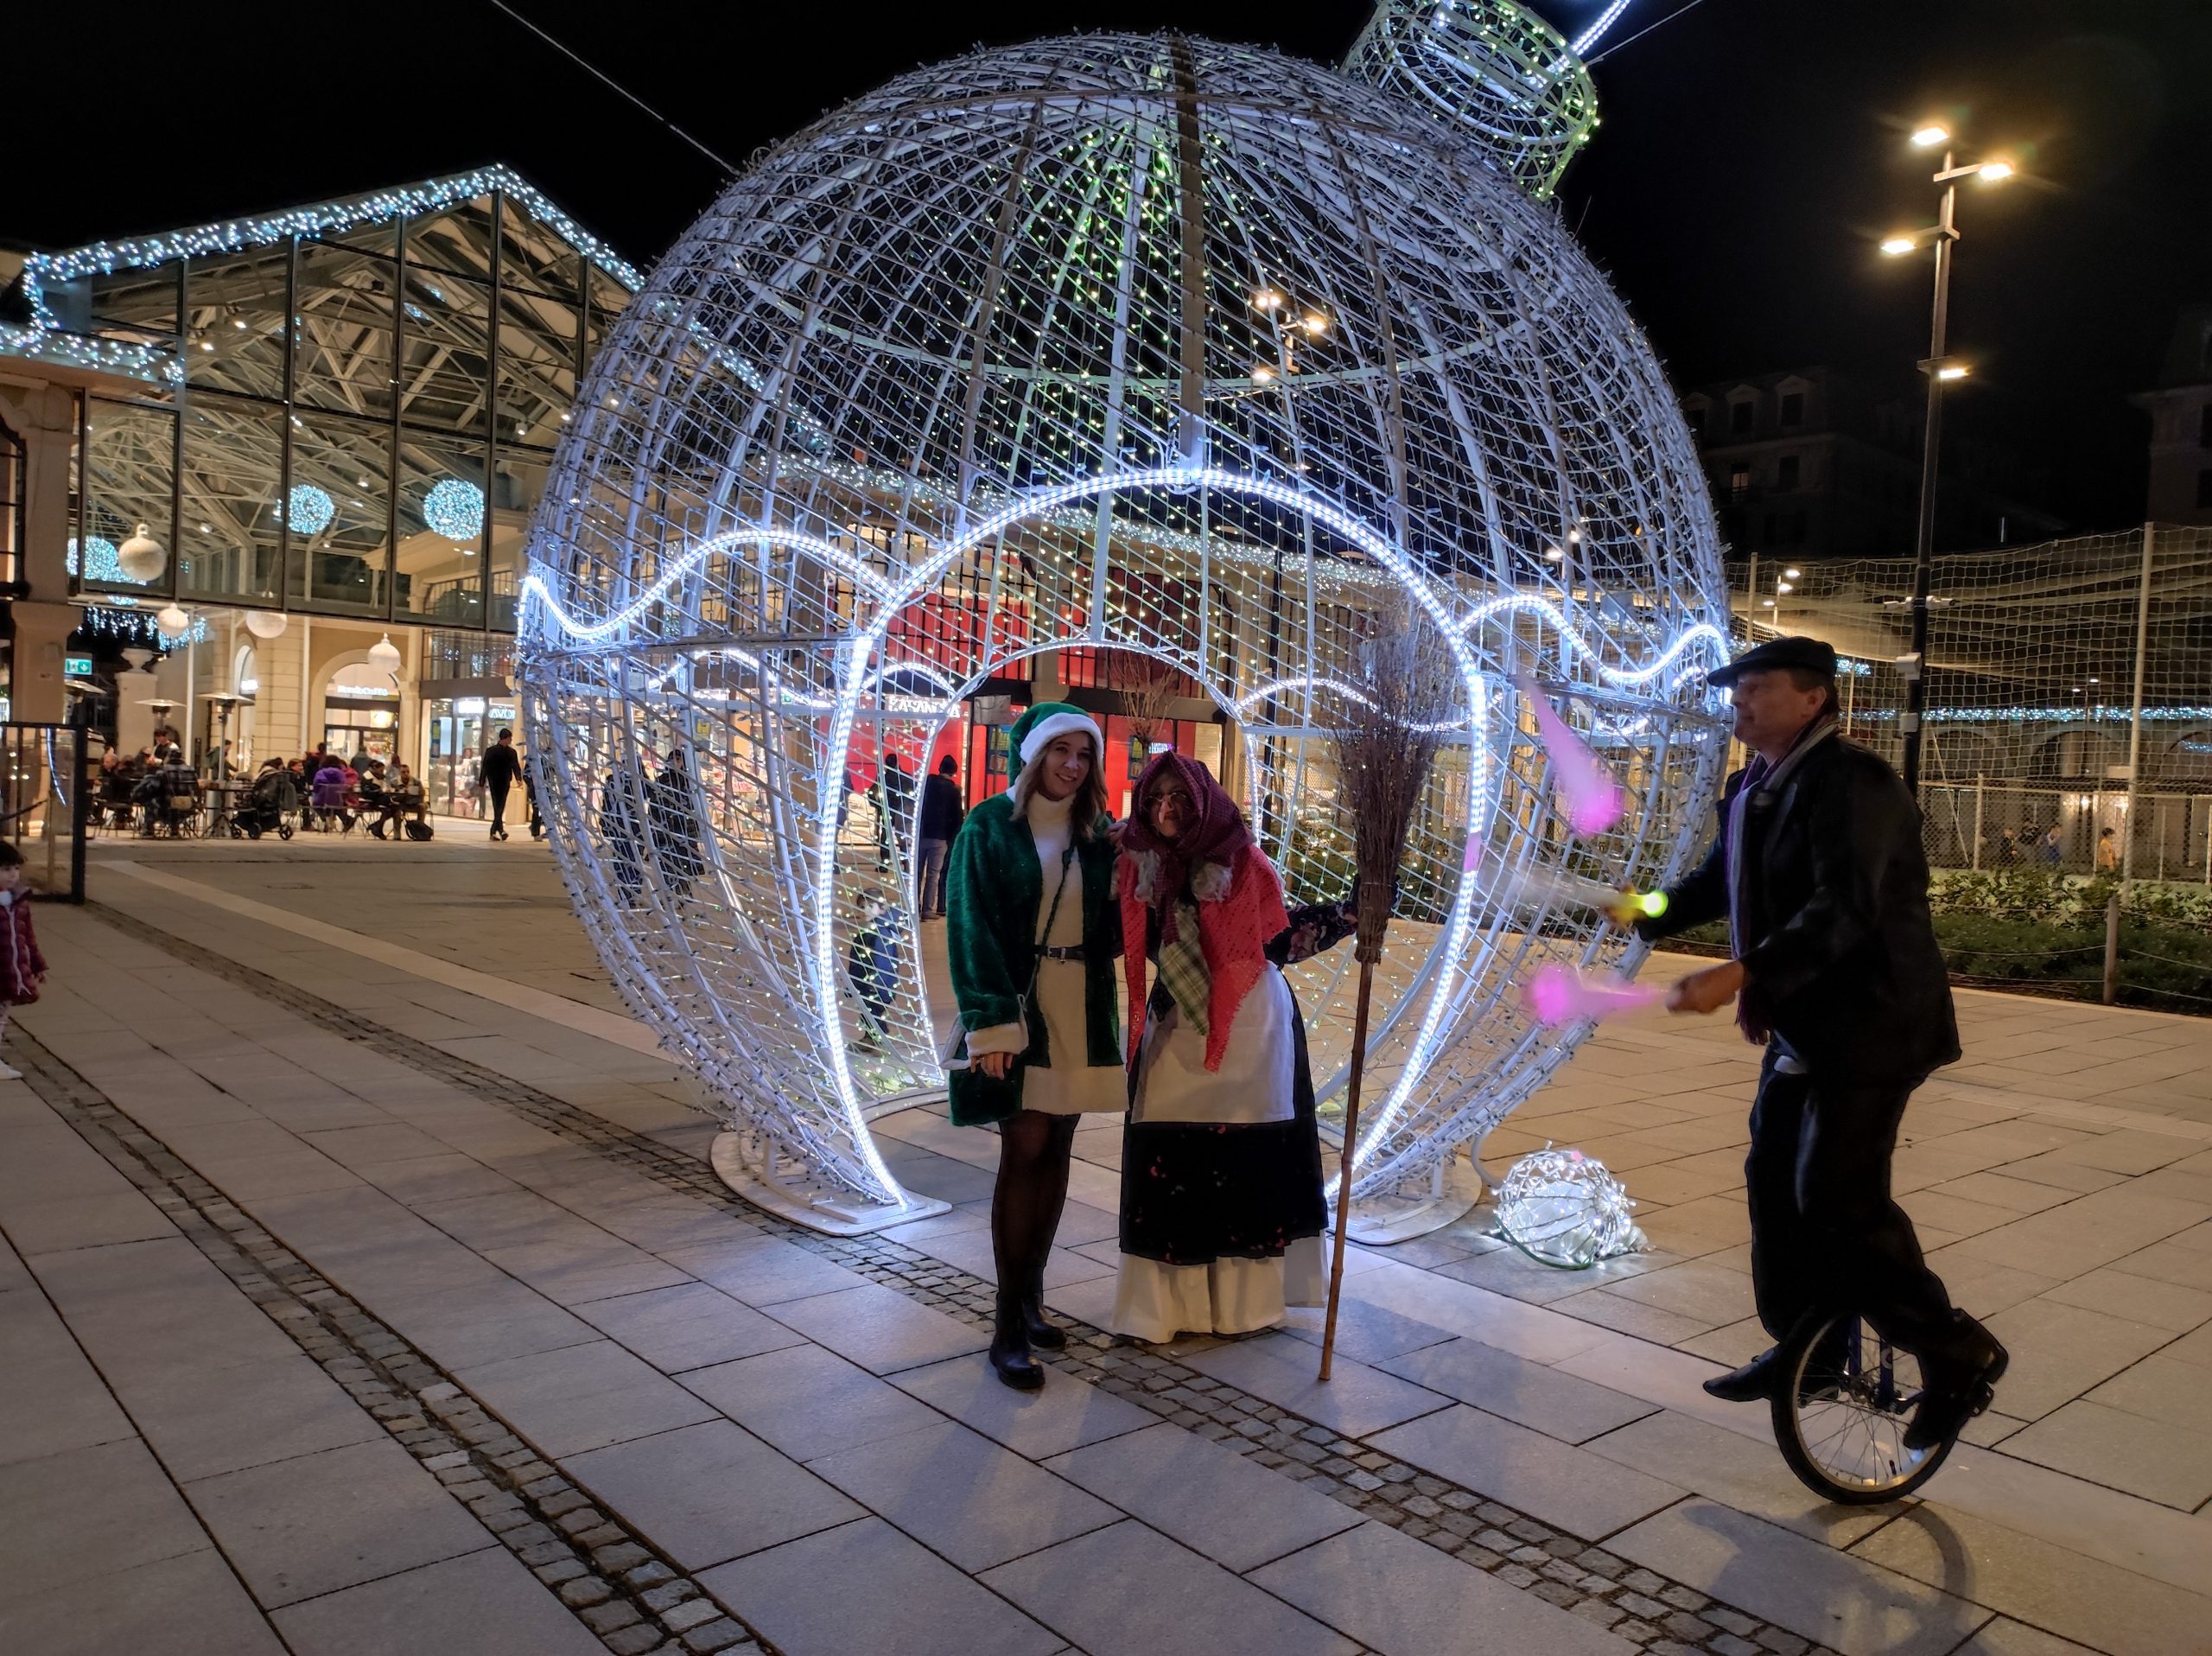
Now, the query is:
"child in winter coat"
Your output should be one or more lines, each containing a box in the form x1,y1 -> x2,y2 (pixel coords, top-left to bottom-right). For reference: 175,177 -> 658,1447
0,843 -> 47,1081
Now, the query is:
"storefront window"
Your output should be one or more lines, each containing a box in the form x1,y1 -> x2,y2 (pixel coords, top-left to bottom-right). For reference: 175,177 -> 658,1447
323,661 -> 401,767
425,696 -> 518,818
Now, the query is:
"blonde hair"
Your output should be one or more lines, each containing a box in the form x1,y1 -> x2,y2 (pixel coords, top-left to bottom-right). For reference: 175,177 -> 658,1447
1010,735 -> 1110,840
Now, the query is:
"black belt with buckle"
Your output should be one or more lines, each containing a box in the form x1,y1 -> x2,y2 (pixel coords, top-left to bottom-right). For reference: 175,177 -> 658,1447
1035,944 -> 1089,962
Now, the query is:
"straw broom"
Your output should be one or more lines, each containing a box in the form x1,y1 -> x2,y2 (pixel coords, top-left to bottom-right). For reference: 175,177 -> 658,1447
1318,612 -> 1457,1380
1115,652 -> 1182,754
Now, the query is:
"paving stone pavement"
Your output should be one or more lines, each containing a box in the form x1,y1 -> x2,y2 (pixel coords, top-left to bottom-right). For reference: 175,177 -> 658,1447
3,838 -> 2206,1656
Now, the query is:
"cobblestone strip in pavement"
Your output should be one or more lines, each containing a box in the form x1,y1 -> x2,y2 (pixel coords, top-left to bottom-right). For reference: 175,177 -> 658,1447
84,904 -> 1834,1656
4,1021 -> 763,1656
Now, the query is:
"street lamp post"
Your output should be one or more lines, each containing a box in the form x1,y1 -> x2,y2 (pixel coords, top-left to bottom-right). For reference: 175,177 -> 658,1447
1885,125 -> 2014,796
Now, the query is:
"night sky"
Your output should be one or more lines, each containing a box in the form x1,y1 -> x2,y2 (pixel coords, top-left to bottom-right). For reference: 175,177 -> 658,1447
15,0 -> 2209,528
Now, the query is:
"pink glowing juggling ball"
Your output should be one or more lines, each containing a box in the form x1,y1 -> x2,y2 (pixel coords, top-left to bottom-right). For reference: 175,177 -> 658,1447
1518,678 -> 1625,837
1524,963 -> 1662,1028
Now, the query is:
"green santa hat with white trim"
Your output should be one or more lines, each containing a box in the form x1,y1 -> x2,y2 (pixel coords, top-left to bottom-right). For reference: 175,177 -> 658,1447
1009,702 -> 1105,773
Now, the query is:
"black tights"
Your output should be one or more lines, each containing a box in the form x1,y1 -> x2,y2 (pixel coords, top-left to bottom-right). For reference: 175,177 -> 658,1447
991,1110 -> 1077,1297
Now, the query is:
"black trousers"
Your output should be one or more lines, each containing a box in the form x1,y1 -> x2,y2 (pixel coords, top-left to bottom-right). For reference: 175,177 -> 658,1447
488,780 -> 512,831
1745,1049 -> 1980,1364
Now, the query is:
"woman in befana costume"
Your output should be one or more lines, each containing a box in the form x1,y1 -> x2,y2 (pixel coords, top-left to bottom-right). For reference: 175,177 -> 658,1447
945,703 -> 1123,1390
1110,751 -> 1353,1343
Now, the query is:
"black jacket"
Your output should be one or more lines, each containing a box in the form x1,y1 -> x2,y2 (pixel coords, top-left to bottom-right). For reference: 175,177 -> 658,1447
480,743 -> 523,788
1639,736 -> 1959,1083
918,772 -> 965,841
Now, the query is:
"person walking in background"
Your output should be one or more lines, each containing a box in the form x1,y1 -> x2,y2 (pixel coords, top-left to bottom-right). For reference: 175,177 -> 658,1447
2040,824 -> 2063,869
524,748 -> 545,839
1629,637 -> 2005,1453
0,843 -> 48,1080
915,755 -> 965,919
2095,825 -> 2120,873
847,889 -> 902,1045
650,746 -> 706,896
481,729 -> 524,841
871,751 -> 916,873
600,761 -> 650,907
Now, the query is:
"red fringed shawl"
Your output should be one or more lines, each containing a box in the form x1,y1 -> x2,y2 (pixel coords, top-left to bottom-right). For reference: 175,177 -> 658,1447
1117,844 -> 1291,1073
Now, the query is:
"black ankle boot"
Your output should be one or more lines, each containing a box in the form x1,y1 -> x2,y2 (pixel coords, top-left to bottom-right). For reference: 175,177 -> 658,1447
1021,1271 -> 1066,1351
988,1292 -> 1043,1391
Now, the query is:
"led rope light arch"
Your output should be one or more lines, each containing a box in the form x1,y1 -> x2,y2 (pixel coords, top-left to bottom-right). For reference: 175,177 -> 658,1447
520,34 -> 1732,1226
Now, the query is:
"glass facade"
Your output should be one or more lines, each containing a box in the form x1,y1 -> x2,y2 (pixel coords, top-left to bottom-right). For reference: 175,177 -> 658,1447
64,185 -> 632,635
425,694 -> 521,818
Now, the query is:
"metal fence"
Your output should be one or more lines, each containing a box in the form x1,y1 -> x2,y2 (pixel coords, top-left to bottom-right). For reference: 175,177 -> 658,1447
1730,523 -> 2212,880
0,718 -> 92,901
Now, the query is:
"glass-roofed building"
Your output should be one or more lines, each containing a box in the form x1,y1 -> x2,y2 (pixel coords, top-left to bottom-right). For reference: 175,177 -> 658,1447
0,167 -> 635,811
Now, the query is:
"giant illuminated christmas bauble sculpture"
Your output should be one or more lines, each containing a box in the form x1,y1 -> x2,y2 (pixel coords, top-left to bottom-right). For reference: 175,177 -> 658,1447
520,29 -> 1732,1232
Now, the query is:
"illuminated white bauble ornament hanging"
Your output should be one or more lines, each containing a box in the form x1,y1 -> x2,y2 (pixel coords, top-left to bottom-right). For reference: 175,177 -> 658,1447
519,33 -> 1731,1232
366,634 -> 404,675
155,602 -> 193,642
118,523 -> 167,583
423,479 -> 484,541
244,610 -> 289,640
286,484 -> 335,535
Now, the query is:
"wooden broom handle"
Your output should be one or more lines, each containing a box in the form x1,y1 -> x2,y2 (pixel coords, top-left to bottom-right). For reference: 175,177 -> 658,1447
1318,956 -> 1376,1381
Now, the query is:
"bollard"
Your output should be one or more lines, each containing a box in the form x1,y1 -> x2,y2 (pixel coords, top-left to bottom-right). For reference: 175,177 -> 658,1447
2103,891 -> 2121,1005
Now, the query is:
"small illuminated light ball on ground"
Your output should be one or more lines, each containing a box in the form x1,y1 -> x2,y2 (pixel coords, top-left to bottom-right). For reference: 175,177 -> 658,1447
285,483 -> 335,535
1491,1145 -> 1647,1268
423,479 -> 484,541
520,31 -> 1731,1232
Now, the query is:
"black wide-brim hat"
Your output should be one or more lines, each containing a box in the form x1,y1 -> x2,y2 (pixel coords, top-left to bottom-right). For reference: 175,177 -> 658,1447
1708,635 -> 1839,689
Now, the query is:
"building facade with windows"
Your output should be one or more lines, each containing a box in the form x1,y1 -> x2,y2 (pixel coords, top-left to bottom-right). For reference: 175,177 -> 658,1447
1681,366 -> 2062,564
0,167 -> 633,791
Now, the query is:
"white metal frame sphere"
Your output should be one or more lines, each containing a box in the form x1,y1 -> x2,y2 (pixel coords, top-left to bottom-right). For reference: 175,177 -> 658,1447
521,34 -> 1731,1226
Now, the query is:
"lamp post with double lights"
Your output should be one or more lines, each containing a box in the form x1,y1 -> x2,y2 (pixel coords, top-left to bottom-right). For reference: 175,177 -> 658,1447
1881,123 -> 2017,795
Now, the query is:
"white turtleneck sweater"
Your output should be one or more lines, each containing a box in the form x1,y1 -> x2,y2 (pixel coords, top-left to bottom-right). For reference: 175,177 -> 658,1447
964,788 -> 1123,1114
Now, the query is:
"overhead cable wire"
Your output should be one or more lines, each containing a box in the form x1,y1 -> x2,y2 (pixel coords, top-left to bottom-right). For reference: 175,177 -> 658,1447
484,0 -> 739,174
1584,0 -> 1719,66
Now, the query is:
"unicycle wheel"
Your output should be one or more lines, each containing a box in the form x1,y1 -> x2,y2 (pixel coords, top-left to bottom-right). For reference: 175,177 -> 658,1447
1770,1311 -> 1955,1503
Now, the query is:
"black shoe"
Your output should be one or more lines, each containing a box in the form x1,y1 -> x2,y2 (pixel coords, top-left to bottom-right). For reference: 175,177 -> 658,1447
1021,1273 -> 1066,1351
1702,1346 -> 1792,1403
1904,1322 -> 2008,1451
988,1293 -> 1043,1391
368,824 -> 386,840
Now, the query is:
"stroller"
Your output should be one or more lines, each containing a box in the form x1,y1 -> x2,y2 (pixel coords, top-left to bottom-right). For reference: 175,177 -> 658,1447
232,768 -> 299,839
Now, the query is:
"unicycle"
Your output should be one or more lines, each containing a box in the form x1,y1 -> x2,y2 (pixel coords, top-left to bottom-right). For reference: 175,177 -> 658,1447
1770,1310 -> 1963,1502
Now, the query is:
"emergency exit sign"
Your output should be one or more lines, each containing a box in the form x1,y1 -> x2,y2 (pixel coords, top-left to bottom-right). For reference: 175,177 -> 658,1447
65,654 -> 94,678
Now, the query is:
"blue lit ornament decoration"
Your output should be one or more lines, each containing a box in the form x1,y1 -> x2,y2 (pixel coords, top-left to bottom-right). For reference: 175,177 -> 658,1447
520,31 -> 1731,1232
68,536 -> 124,583
286,483 -> 335,535
1491,1145 -> 1647,1268
423,478 -> 485,541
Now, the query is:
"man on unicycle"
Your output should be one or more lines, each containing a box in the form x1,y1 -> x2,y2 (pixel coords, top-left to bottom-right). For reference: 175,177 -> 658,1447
1628,636 -> 2005,1455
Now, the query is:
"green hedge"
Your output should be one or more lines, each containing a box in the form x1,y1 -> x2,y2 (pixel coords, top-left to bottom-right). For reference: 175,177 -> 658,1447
1661,876 -> 2212,1016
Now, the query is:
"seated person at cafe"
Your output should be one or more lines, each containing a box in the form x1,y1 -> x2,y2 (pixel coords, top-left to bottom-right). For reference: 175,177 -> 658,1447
371,765 -> 429,838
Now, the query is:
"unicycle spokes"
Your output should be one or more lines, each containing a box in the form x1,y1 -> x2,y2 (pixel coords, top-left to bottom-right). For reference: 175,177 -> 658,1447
1772,1312 -> 1955,1503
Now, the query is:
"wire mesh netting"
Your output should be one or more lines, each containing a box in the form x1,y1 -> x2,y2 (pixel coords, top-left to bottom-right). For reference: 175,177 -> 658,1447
519,34 -> 1732,1219
1733,524 -> 2212,882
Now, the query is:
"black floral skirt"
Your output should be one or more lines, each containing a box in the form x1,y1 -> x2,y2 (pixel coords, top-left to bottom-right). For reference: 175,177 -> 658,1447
1119,988 -> 1327,1267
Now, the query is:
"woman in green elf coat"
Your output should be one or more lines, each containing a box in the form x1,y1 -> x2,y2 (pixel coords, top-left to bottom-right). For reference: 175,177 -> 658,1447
945,703 -> 1123,1391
